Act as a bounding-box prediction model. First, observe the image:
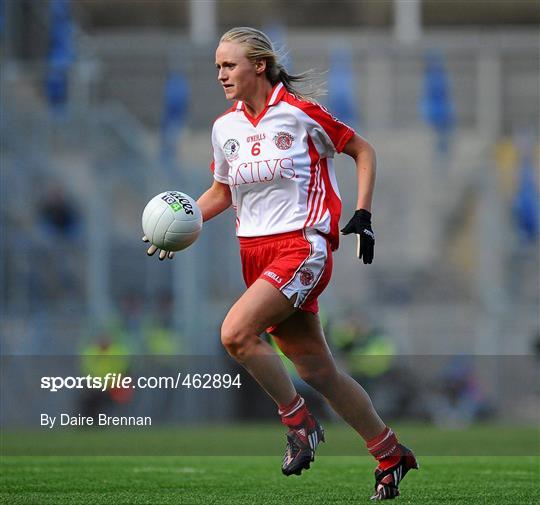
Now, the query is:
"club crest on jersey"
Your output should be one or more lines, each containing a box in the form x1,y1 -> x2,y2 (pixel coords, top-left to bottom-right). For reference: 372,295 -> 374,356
223,139 -> 240,161
299,267 -> 314,286
273,131 -> 294,150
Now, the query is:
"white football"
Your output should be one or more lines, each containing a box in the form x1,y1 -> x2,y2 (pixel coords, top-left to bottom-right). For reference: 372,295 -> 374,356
142,191 -> 202,251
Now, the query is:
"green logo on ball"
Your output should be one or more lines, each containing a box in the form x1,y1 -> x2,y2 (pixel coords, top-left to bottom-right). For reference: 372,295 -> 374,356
161,191 -> 195,215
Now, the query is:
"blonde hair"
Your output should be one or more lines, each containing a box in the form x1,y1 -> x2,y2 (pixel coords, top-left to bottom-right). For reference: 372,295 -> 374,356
219,27 -> 324,100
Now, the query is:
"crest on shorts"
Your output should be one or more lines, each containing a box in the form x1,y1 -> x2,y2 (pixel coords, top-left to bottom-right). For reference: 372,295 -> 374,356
299,267 -> 314,286
273,131 -> 294,150
223,139 -> 240,161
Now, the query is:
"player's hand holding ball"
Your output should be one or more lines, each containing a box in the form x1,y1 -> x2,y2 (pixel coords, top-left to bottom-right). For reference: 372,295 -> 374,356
141,191 -> 202,261
341,209 -> 375,264
141,236 -> 175,260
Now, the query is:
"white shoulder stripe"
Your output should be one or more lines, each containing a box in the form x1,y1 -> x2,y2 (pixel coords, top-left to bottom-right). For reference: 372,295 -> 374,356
268,82 -> 284,106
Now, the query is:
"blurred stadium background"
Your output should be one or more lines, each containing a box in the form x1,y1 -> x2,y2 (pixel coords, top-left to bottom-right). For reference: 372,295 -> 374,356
0,0 -> 539,438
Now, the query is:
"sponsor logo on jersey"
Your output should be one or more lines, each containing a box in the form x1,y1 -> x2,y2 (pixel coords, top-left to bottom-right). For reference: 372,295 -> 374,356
264,271 -> 283,284
246,133 -> 266,143
223,139 -> 240,161
299,267 -> 314,286
228,158 -> 296,187
161,191 -> 194,214
273,131 -> 294,150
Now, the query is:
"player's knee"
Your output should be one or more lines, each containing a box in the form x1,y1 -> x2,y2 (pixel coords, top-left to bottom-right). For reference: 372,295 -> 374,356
220,323 -> 252,360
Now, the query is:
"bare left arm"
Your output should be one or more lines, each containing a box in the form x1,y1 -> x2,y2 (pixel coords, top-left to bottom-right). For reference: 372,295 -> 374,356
342,133 -> 376,212
340,133 -> 377,264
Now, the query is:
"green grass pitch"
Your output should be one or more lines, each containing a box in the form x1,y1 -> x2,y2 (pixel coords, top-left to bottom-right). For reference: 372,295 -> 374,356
1,424 -> 539,504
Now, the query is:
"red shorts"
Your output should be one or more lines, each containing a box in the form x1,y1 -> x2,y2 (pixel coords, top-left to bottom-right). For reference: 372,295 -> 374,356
239,229 -> 333,317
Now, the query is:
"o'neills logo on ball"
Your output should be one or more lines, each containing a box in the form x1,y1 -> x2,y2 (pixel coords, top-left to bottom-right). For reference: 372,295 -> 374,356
299,267 -> 314,286
223,139 -> 240,161
161,191 -> 194,215
273,131 -> 294,150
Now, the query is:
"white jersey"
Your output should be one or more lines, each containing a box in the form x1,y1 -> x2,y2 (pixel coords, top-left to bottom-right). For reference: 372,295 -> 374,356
211,82 -> 354,250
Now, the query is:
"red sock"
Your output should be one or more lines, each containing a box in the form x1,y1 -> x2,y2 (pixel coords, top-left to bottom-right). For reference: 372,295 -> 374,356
366,426 -> 401,471
278,394 -> 315,428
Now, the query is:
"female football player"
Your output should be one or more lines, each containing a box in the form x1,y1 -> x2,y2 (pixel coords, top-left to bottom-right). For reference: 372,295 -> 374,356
144,27 -> 417,500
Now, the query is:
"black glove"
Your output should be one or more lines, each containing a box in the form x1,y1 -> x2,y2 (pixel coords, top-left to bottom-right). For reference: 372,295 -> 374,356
341,209 -> 375,264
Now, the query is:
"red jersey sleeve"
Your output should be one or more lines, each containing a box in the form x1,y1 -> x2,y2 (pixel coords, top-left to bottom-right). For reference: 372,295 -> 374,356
284,95 -> 355,156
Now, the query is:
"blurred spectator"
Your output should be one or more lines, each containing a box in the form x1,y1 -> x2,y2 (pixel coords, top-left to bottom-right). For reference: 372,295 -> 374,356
160,72 -> 189,176
427,355 -> 492,428
512,132 -> 539,242
143,294 -> 183,355
31,185 -> 83,302
328,46 -> 359,130
420,51 -> 455,162
495,137 -> 519,200
45,64 -> 69,114
37,185 -> 81,241
327,316 -> 423,419
45,0 -> 75,115
79,331 -> 133,418
119,294 -> 145,352
330,317 -> 395,379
